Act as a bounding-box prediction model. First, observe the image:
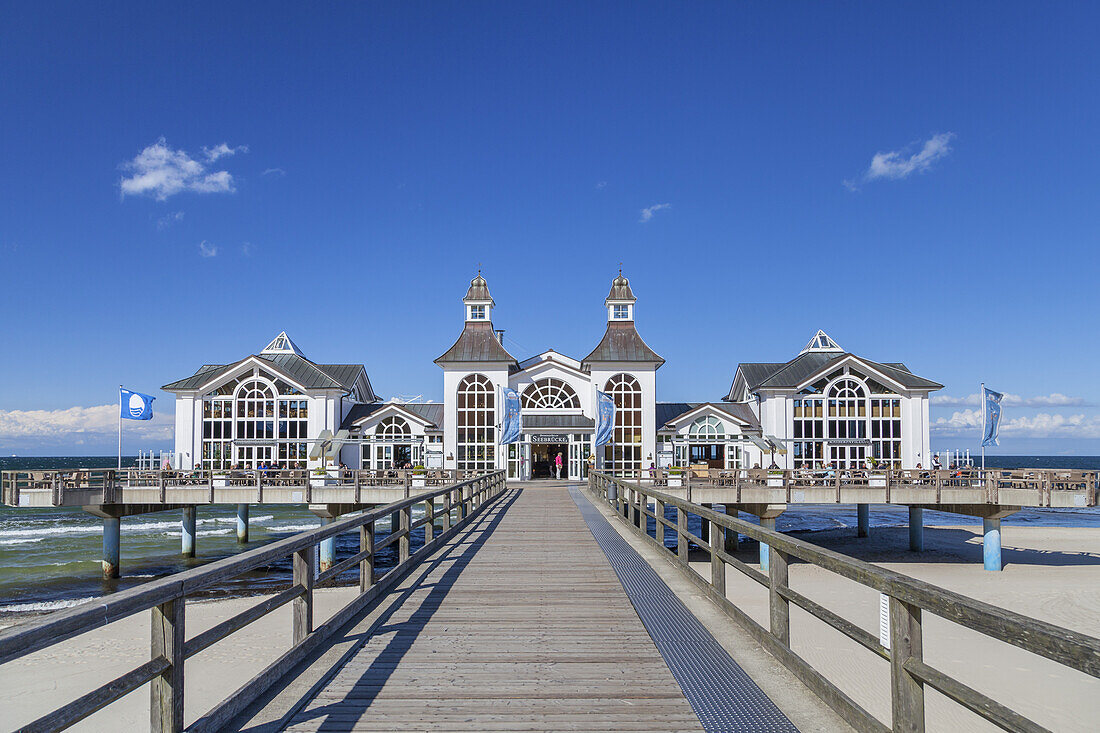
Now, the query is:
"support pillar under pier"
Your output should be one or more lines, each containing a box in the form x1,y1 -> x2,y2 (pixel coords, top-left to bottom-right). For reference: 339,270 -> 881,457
983,518 -> 1002,571
182,507 -> 196,558
908,507 -> 923,552
236,504 -> 249,544
857,504 -> 870,538
722,505 -> 740,554
102,517 -> 120,579
319,517 -> 335,574
760,517 -> 776,573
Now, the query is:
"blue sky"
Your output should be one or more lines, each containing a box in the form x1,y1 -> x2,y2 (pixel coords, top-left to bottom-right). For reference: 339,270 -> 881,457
1,2 -> 1097,455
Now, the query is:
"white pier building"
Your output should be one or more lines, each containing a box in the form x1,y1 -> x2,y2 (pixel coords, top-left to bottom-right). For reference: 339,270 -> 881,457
163,272 -> 941,480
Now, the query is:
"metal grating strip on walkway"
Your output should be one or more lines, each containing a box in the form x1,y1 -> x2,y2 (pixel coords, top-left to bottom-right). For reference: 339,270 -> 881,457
570,485 -> 799,733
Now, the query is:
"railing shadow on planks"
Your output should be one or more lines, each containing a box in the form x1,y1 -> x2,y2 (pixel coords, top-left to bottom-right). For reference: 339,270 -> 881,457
0,470 -> 507,733
588,472 -> 1100,733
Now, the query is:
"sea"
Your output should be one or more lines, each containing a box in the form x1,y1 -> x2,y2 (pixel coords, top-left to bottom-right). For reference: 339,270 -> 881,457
1,455 -> 1098,620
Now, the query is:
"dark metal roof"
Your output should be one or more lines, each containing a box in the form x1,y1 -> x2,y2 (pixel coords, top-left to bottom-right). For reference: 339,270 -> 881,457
606,272 -> 636,302
581,322 -> 664,367
655,402 -> 761,430
341,402 -> 444,431
463,274 -> 493,303
523,414 -> 596,430
435,322 -> 518,365
730,352 -> 943,394
163,354 -> 367,393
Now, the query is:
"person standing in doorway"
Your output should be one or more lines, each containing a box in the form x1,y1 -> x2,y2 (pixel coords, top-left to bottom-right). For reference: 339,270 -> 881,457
554,452 -> 563,480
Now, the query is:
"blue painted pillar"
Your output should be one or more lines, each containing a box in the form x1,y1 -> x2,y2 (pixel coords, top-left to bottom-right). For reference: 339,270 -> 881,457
236,504 -> 249,544
760,517 -> 776,573
182,507 -> 197,557
320,517 -> 336,573
908,507 -> 923,552
857,504 -> 870,538
102,517 -> 120,579
983,518 -> 1002,571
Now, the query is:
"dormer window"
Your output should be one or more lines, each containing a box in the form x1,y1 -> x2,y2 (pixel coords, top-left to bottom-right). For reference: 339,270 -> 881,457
469,305 -> 486,320
613,304 -> 630,320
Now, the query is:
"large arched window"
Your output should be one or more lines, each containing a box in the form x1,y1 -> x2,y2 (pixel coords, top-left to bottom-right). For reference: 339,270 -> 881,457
375,416 -> 411,438
828,378 -> 866,440
456,374 -> 496,472
604,373 -> 642,474
521,378 -> 580,409
688,416 -> 725,441
201,374 -> 309,470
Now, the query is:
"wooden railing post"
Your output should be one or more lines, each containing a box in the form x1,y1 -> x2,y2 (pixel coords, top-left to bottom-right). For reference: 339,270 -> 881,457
768,547 -> 790,646
655,498 -> 666,546
676,507 -> 688,564
889,596 -> 925,733
442,490 -> 452,530
151,598 -> 185,733
292,546 -> 314,645
359,520 -> 375,592
399,505 -> 411,564
711,518 -> 726,597
424,497 -> 435,543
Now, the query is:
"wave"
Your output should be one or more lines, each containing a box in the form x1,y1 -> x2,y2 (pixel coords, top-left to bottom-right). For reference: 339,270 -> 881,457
0,537 -> 46,546
0,597 -> 97,614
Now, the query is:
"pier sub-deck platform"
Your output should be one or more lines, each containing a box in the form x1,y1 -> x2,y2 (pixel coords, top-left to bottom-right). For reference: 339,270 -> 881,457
228,483 -> 801,732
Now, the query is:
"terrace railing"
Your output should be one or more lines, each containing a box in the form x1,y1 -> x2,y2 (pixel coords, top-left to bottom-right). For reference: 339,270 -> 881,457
589,472 -> 1100,733
0,470 -> 506,733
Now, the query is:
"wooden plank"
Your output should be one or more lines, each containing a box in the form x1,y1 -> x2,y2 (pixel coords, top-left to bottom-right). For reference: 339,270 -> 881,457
151,598 -> 185,733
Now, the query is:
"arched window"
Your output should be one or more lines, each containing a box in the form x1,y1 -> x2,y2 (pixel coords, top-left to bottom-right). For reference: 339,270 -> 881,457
604,373 -> 642,474
689,416 -> 725,441
456,374 -> 496,472
521,378 -> 580,409
201,374 -> 309,470
376,416 -> 411,438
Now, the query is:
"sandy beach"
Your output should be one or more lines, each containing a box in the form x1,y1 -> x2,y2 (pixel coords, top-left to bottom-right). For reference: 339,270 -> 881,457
690,524 -> 1100,733
0,523 -> 1097,732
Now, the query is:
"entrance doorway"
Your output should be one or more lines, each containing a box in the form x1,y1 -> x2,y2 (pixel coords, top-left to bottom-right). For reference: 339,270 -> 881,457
830,444 -> 867,470
531,442 -> 568,479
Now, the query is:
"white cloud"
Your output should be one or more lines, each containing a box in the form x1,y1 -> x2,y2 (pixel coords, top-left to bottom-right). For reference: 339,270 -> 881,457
932,392 -> 1087,407
639,203 -> 671,223
203,142 -> 248,162
847,132 -> 955,188
262,167 -> 285,176
595,180 -> 607,190
0,404 -> 173,442
932,410 -> 1100,438
241,241 -> 253,256
119,137 -> 245,200
156,211 -> 185,230
198,240 -> 218,258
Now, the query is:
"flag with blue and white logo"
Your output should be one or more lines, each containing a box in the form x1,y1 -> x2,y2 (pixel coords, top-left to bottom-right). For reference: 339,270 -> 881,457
981,386 -> 1003,447
499,387 -> 521,445
594,391 -> 616,447
120,388 -> 155,421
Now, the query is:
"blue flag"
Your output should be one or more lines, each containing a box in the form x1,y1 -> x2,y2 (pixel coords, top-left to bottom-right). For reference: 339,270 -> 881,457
499,387 -> 521,445
594,391 -> 615,447
120,388 -> 155,421
981,387 -> 1003,447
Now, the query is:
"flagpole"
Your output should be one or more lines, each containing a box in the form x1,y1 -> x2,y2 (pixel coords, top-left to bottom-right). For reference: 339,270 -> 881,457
980,382 -> 986,472
118,385 -> 123,472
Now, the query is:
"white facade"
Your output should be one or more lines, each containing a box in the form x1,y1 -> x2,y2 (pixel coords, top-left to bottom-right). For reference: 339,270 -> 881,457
162,289 -> 940,477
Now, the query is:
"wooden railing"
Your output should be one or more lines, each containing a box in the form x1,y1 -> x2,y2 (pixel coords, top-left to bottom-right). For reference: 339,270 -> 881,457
598,467 -> 1098,506
0,470 -> 507,733
588,473 -> 1100,733
0,467 -> 485,507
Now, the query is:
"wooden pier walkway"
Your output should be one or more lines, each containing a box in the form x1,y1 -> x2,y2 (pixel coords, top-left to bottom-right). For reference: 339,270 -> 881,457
239,485 -> 710,732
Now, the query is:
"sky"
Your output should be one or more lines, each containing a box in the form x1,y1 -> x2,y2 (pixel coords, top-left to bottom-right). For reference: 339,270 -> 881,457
1,2 -> 1098,456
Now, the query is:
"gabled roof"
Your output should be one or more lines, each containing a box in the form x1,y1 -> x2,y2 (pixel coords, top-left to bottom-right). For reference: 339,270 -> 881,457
725,350 -> 942,400
341,402 -> 444,431
582,322 -> 664,367
163,353 -> 373,397
656,402 -> 761,431
435,322 -> 518,366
